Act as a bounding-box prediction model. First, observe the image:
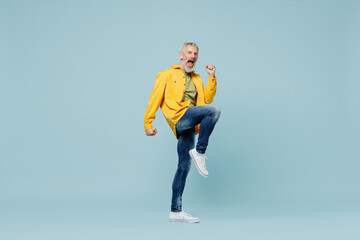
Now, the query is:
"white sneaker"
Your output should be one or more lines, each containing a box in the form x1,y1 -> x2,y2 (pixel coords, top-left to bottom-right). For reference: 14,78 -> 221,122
189,148 -> 209,177
169,211 -> 200,223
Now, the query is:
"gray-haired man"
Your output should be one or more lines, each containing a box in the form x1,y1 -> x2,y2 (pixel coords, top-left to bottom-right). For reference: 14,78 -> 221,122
144,43 -> 220,223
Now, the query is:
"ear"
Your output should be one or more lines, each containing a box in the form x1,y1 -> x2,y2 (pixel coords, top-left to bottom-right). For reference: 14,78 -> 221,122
179,52 -> 183,60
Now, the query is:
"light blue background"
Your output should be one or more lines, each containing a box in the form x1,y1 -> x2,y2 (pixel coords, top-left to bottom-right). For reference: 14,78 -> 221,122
1,0 -> 360,239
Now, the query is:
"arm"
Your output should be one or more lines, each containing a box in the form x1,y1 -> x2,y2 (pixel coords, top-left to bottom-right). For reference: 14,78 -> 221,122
204,65 -> 217,104
144,71 -> 167,135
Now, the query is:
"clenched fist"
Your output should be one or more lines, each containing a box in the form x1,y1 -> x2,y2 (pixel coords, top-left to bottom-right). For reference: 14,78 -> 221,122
145,127 -> 157,136
205,65 -> 216,78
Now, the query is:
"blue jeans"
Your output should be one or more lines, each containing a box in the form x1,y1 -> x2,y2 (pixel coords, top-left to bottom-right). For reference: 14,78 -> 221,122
171,105 -> 221,212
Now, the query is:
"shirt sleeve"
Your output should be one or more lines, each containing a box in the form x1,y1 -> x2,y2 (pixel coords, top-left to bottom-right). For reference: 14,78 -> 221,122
144,71 -> 167,130
204,76 -> 217,104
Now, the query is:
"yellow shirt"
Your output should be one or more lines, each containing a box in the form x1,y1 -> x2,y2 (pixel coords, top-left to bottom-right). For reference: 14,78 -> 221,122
144,64 -> 217,138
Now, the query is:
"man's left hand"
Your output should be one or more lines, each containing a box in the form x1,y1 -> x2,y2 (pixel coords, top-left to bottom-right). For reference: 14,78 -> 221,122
205,65 -> 216,78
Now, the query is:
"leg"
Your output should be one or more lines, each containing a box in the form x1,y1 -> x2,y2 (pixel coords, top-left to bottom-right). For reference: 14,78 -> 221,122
176,105 -> 221,154
171,128 -> 195,212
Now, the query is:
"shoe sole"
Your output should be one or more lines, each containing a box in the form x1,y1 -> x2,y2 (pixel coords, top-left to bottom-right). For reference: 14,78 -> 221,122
189,150 -> 208,178
169,219 -> 200,223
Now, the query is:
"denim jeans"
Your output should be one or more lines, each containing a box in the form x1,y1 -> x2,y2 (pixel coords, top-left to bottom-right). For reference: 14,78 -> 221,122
171,105 -> 221,212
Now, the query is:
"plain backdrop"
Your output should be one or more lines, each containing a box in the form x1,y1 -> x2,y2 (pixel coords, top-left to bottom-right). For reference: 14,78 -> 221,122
1,0 -> 360,218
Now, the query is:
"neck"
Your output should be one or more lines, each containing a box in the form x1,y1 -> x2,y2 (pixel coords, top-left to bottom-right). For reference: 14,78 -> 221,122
179,60 -> 185,72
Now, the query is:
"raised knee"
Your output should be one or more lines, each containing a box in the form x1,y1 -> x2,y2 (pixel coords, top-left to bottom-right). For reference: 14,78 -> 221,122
211,105 -> 221,119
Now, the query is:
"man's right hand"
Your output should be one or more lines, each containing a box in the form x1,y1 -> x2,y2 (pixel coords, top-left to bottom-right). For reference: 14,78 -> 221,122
145,127 -> 157,136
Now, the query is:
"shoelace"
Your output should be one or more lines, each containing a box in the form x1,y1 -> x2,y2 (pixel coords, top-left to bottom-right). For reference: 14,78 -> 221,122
201,156 -> 208,169
183,212 -> 193,218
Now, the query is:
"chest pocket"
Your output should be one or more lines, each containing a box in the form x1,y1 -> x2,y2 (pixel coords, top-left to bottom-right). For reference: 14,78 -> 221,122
165,72 -> 186,101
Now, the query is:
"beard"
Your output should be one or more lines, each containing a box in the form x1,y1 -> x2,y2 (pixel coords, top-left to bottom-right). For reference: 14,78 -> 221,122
182,59 -> 196,73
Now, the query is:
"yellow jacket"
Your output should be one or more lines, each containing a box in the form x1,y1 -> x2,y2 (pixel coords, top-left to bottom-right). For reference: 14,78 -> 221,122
144,64 -> 217,138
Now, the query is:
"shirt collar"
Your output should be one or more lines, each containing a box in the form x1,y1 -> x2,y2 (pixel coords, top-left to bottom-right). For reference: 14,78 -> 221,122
172,64 -> 196,74
172,64 -> 181,69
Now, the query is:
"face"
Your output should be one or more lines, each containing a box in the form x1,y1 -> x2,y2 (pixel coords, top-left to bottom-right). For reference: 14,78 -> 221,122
180,45 -> 198,73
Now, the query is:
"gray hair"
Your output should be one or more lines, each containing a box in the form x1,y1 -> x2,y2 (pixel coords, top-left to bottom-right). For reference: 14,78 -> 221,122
181,42 -> 199,52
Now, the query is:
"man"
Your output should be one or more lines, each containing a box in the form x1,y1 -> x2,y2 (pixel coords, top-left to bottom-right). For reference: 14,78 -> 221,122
144,42 -> 220,223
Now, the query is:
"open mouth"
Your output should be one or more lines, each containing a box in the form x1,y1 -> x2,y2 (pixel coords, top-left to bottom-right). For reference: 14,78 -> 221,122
187,60 -> 195,67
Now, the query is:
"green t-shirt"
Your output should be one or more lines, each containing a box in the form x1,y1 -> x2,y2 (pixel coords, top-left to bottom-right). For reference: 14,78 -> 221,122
183,73 -> 197,107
